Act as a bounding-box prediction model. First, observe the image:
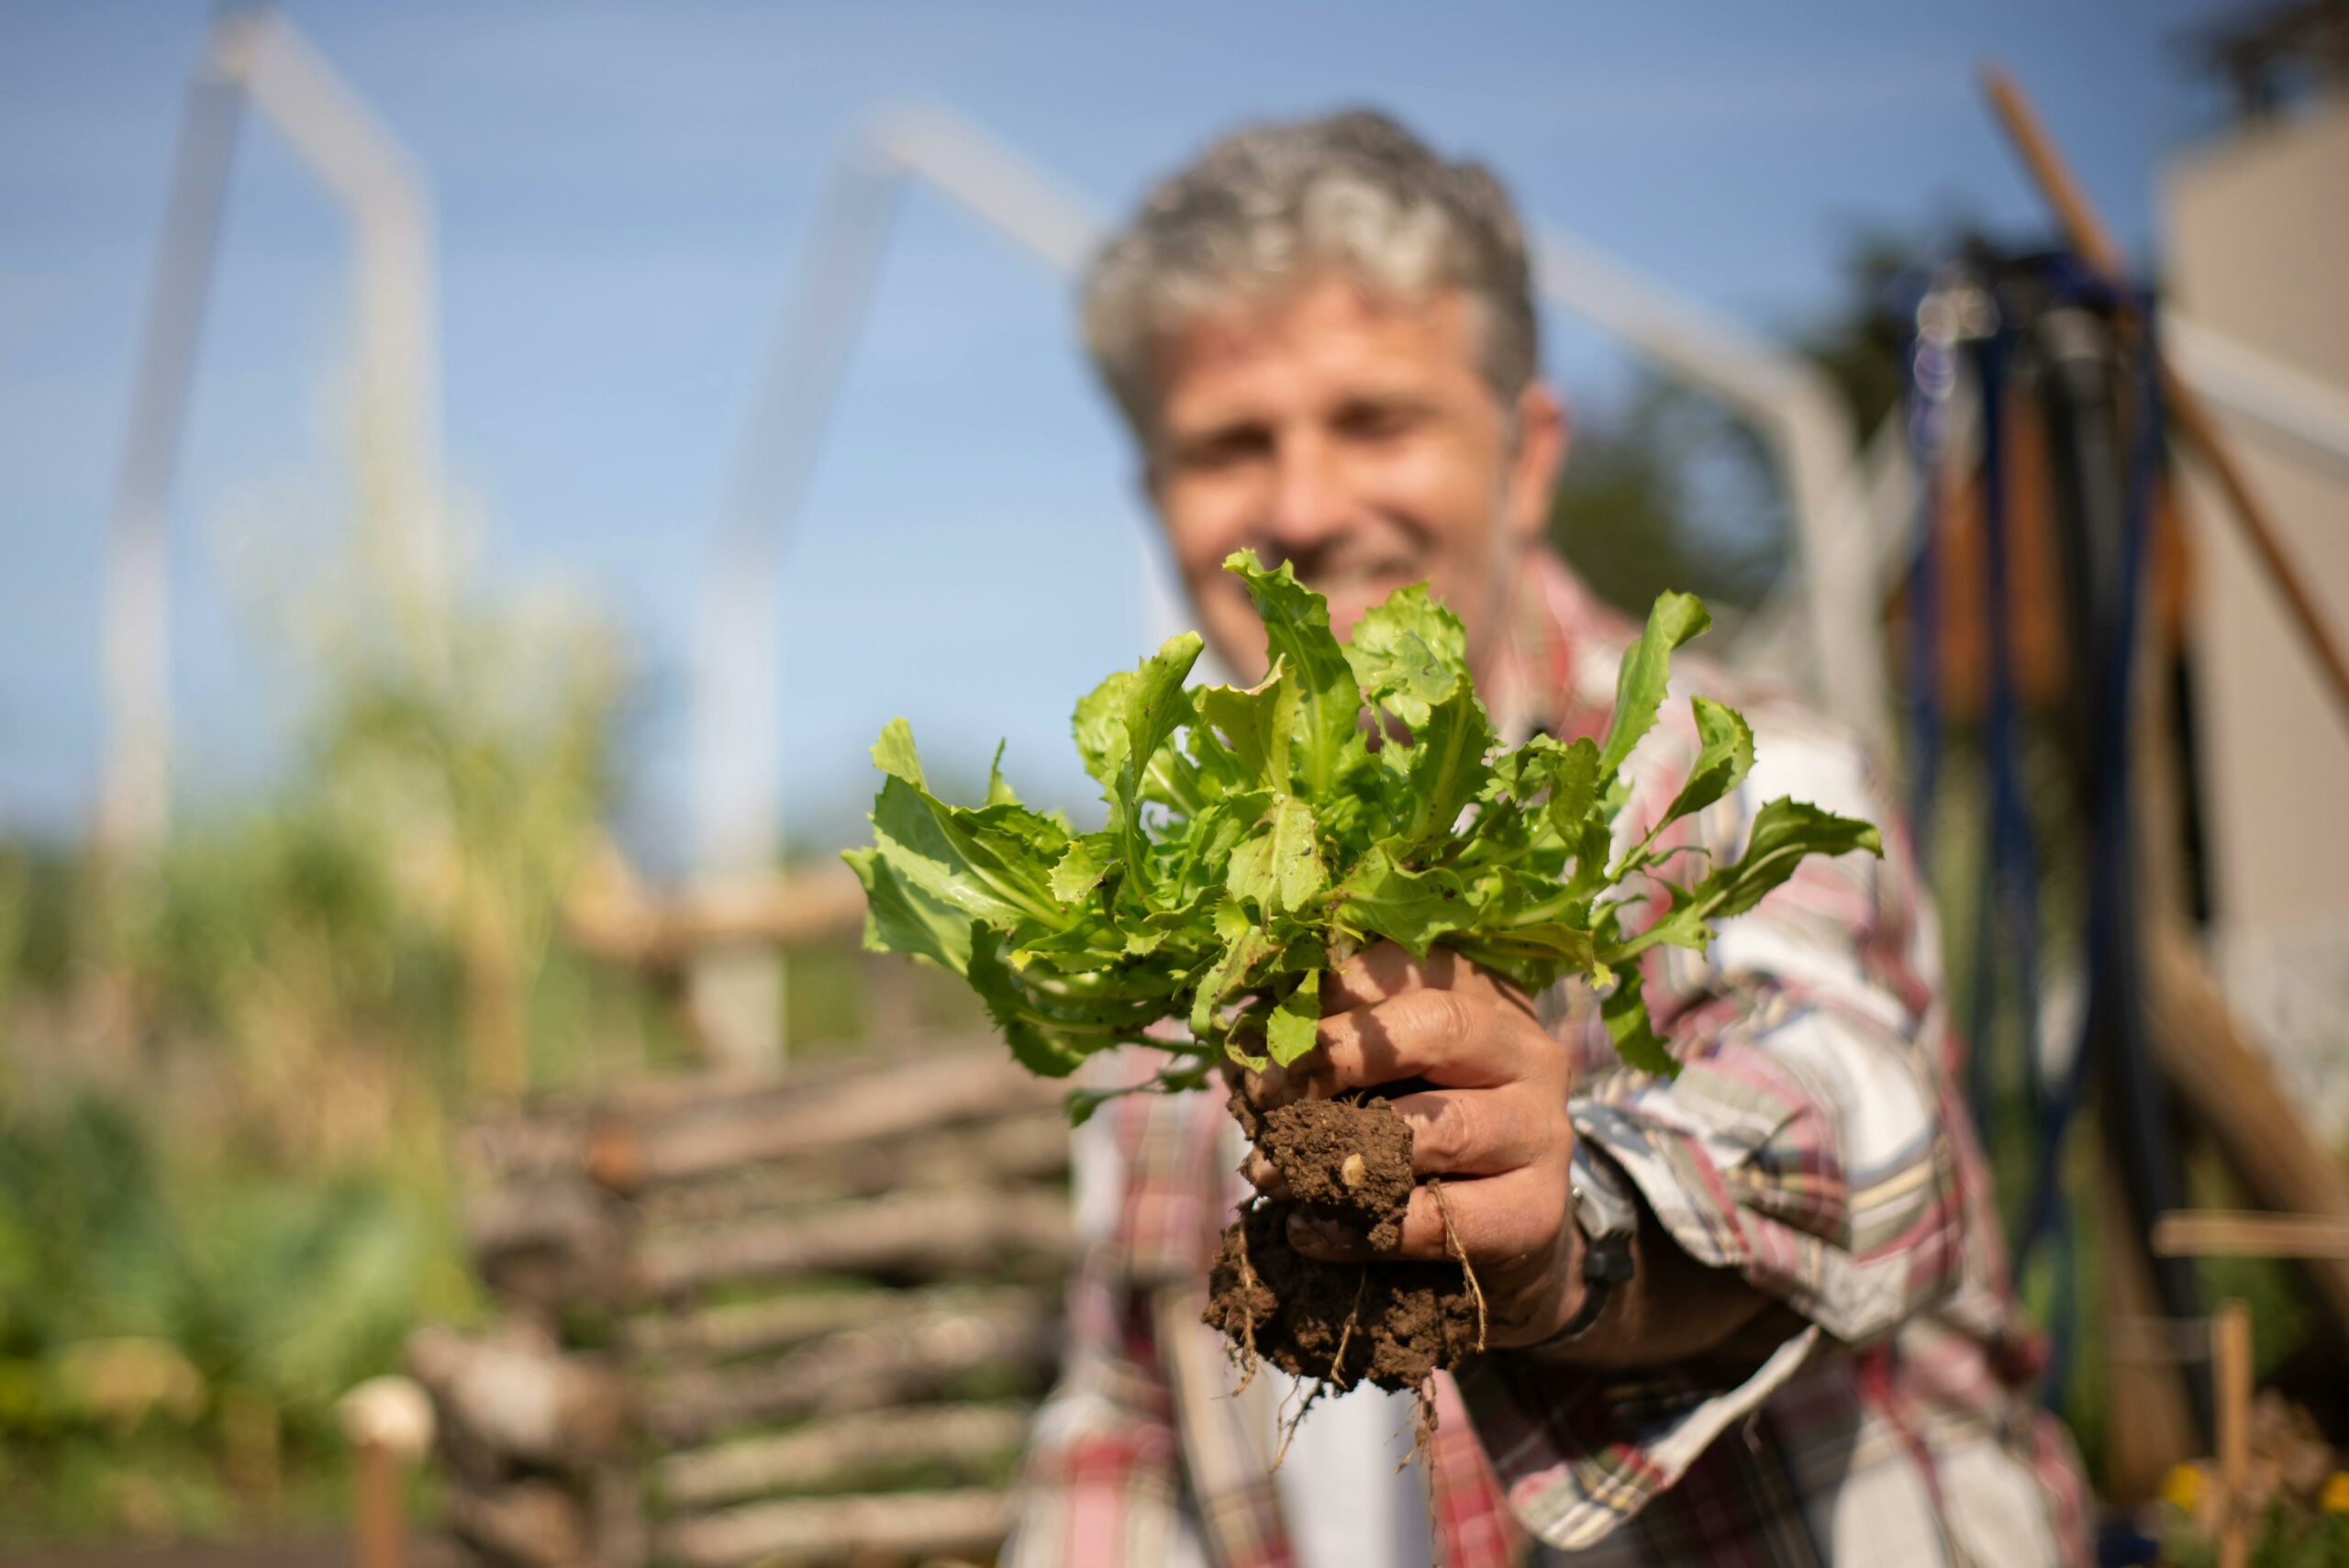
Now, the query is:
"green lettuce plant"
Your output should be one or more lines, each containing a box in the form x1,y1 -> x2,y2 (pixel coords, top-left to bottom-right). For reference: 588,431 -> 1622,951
847,550 -> 1876,1115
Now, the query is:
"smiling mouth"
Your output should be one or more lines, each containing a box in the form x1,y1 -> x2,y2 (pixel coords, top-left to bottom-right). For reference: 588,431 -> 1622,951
1292,556 -> 1420,600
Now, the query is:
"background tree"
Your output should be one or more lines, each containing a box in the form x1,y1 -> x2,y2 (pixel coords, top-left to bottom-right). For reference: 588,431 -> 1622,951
1549,229 -> 1917,624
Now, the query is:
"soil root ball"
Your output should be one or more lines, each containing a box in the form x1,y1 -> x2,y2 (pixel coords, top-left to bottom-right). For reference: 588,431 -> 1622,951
1204,1095 -> 1481,1395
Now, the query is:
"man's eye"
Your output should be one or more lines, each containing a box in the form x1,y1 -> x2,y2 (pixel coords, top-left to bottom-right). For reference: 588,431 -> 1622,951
1176,429 -> 1270,470
1336,404 -> 1419,441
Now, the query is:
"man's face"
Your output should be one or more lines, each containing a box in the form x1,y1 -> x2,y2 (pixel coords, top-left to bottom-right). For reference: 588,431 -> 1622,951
1143,272 -> 1566,681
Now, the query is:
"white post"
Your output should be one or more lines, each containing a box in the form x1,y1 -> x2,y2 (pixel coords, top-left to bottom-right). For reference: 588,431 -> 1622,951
98,35 -> 244,862
690,141 -> 908,1071
689,106 -> 1138,1072
217,11 -> 446,655
95,11 -> 442,862
2166,312 -> 2349,476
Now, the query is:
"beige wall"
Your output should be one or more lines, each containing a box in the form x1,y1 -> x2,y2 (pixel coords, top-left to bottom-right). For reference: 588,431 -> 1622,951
2163,98 -> 2349,1140
2163,98 -> 2349,938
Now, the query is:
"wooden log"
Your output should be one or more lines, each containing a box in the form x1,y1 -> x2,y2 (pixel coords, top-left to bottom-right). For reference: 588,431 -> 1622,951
565,862 -> 870,970
440,1477 -> 592,1568
589,1458 -> 650,1568
464,1111 -> 599,1188
632,1186 -> 1072,1299
2152,1210 -> 2349,1262
641,1295 -> 1055,1445
2144,921 -> 2349,1340
653,1487 -> 1009,1568
406,1325 -> 632,1468
633,1109 -> 1070,1229
350,1440 -> 406,1568
340,1378 -> 435,1568
654,1401 -> 1031,1511
876,1105 -> 1072,1185
578,1044 -> 923,1131
623,1284 -> 1039,1366
465,1175 -> 628,1309
462,1039 -> 1000,1185
594,1051 -> 1059,1192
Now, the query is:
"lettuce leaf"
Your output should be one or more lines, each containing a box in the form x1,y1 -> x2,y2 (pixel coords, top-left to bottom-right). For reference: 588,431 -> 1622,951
845,553 -> 1878,1107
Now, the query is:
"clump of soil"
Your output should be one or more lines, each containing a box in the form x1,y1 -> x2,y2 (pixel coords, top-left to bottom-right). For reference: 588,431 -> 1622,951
1252,1095 -> 1417,1248
1204,1094 -> 1484,1396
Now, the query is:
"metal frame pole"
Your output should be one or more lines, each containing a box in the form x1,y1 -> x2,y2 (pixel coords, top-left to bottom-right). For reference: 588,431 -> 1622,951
688,103 -> 1109,1071
95,8 -> 441,860
690,140 -> 910,1070
98,28 -> 246,862
217,10 -> 445,645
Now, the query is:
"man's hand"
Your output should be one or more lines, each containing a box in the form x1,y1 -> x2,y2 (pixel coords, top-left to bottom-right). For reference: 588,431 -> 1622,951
1234,940 -> 1586,1348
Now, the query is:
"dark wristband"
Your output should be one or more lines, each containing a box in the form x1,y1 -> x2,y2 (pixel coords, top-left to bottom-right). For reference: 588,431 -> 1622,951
1521,1139 -> 1637,1356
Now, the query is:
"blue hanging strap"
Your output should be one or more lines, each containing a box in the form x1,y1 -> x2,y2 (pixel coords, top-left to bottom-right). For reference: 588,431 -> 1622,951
1959,320 -> 2047,1155
2019,288 -> 2188,1417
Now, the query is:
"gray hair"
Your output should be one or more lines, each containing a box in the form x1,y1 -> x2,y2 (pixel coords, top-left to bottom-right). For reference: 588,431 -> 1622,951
1082,108 -> 1540,436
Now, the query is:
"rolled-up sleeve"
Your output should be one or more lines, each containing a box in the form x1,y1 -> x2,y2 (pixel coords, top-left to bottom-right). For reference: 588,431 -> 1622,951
1457,701 -> 1970,1551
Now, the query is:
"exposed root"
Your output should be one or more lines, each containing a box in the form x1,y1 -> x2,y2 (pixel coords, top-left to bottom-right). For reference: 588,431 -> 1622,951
1329,1266 -> 1369,1389
1271,1380 -> 1326,1473
1228,1201 -> 1263,1396
1398,1375 -> 1442,1473
1409,1380 -> 1446,1568
1428,1179 -> 1486,1353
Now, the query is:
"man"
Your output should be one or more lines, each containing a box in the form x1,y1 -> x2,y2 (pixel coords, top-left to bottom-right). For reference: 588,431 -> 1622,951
1002,109 -> 2089,1567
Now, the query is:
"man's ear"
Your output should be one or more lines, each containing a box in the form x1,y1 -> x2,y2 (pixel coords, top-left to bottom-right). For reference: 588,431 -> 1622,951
1506,380 -> 1570,545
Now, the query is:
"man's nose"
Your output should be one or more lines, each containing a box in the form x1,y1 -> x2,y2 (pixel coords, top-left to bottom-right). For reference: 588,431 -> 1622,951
1264,430 -> 1354,557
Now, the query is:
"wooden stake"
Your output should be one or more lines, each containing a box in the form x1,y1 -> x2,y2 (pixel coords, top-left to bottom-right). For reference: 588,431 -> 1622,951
1980,65 -> 2349,731
352,1438 -> 407,1568
337,1377 -> 431,1568
2212,1298 -> 2252,1568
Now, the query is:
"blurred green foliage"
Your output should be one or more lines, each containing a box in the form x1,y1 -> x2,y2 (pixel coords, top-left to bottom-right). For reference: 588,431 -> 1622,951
0,513 -> 699,1539
2161,1494 -> 2349,1567
0,1094 -> 460,1531
1549,375 -> 1789,617
1548,230 -> 1915,624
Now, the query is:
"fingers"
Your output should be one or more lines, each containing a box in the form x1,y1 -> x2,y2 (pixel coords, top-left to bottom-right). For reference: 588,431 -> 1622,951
1217,1054 -> 1252,1098
1392,1087 -> 1545,1178
1241,1087 -> 1538,1198
1322,940 -> 1537,1018
1319,941 -> 1462,1012
1241,1148 -> 1294,1199
1234,942 -> 1542,1111
1286,1165 -> 1567,1263
1310,985 -> 1520,1093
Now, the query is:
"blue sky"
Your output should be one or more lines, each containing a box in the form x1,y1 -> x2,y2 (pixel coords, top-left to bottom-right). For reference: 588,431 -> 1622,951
0,0 -> 2232,865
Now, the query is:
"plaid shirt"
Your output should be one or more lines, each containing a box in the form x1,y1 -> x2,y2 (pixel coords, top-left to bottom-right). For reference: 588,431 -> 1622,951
1002,553 -> 2092,1568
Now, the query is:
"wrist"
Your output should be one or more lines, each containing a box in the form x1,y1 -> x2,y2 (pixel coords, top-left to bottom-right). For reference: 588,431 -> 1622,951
1513,1140 -> 1637,1360
1489,1209 -> 1587,1349
1543,1263 -> 1593,1344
